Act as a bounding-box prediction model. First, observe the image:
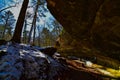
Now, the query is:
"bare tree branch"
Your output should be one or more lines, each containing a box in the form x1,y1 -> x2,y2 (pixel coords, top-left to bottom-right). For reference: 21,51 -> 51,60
0,4 -> 17,13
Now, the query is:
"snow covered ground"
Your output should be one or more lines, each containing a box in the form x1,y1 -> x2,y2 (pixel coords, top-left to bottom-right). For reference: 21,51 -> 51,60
0,42 -> 67,80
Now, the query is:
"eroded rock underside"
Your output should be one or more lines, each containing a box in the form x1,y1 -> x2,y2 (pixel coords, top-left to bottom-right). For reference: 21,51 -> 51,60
46,0 -> 120,61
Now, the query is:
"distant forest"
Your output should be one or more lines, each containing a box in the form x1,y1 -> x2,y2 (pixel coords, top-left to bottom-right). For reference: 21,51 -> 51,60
0,0 -> 63,46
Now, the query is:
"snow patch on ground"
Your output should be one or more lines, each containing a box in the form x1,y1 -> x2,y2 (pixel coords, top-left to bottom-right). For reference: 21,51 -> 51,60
0,42 -> 66,80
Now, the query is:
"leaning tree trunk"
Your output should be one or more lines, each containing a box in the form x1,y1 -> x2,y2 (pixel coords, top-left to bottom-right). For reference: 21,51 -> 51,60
11,0 -> 29,43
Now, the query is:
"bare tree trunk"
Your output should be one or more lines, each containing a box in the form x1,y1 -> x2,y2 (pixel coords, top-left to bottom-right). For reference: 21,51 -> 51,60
2,15 -> 9,39
37,26 -> 41,46
33,20 -> 36,45
23,19 -> 27,43
28,18 -> 34,44
28,1 -> 39,44
11,0 -> 29,43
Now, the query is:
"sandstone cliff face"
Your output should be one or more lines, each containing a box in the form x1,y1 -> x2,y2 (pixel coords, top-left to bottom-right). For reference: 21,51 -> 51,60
46,0 -> 120,60
47,0 -> 104,38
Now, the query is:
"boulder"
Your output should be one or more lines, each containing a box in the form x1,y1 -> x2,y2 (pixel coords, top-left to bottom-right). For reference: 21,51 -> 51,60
0,42 -> 67,80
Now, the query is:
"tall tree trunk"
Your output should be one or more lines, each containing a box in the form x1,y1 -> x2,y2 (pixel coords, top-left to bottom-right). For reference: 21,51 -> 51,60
37,26 -> 41,46
2,15 -> 9,39
28,2 -> 39,44
11,0 -> 29,43
33,19 -> 37,44
23,19 -> 27,43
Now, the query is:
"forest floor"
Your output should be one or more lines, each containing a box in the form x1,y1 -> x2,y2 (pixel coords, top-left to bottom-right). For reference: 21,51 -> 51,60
57,47 -> 120,80
56,56 -> 120,80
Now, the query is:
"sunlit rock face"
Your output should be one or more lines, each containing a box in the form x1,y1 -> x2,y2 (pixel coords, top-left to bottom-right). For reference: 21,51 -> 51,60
47,0 -> 120,60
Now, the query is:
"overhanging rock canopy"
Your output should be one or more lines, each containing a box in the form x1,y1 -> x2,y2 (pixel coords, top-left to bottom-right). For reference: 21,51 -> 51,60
46,0 -> 120,60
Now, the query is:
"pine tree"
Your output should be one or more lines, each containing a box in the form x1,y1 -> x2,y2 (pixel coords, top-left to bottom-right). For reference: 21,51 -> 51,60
11,0 -> 29,43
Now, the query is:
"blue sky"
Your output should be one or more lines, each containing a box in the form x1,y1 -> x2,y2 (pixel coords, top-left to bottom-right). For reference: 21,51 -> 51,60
0,0 -> 56,34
